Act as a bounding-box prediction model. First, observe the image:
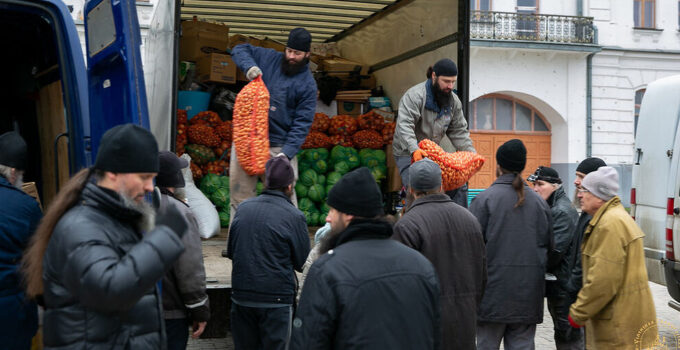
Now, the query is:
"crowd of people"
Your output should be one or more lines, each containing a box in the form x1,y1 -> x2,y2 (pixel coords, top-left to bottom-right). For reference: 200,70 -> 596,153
0,26 -> 660,350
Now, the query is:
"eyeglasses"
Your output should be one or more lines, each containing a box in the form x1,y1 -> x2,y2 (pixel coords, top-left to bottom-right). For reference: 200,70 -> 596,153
576,187 -> 590,193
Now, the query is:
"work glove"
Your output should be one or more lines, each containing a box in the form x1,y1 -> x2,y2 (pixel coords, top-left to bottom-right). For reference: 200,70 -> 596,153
412,148 -> 428,162
246,66 -> 262,81
568,315 -> 583,329
155,203 -> 188,239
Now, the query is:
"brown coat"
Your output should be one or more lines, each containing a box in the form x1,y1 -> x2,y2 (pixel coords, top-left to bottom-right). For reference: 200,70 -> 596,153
393,193 -> 486,350
569,197 -> 657,349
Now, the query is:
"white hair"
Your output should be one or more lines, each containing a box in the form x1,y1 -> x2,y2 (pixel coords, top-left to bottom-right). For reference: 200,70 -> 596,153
0,164 -> 23,188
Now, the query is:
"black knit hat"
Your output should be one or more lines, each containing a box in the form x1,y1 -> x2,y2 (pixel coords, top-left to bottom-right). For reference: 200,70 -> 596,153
433,58 -> 458,77
496,139 -> 527,172
576,157 -> 606,175
287,28 -> 311,52
528,166 -> 562,184
265,156 -> 295,189
157,151 -> 189,188
0,131 -> 27,170
94,124 -> 159,173
327,167 -> 383,217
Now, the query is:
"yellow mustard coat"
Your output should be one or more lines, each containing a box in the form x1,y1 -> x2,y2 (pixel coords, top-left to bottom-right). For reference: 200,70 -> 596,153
569,197 -> 657,349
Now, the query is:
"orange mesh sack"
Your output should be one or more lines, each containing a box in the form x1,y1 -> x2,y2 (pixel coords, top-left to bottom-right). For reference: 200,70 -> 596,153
416,139 -> 485,191
232,76 -> 270,175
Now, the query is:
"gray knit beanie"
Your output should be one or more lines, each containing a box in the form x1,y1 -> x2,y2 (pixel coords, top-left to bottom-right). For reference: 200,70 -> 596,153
581,166 -> 619,201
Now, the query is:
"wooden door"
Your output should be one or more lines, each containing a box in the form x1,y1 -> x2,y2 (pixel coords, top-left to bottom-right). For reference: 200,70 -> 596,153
468,132 -> 551,189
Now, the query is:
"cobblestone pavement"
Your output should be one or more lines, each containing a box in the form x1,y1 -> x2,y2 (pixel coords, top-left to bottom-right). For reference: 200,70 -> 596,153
187,282 -> 679,349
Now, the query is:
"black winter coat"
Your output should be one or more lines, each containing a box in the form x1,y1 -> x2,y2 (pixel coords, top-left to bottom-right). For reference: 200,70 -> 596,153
42,183 -> 185,349
545,187 -> 578,295
469,174 -> 553,324
291,219 -> 441,350
227,190 -> 310,305
392,193 -> 486,350
160,192 -> 210,322
564,212 -> 591,298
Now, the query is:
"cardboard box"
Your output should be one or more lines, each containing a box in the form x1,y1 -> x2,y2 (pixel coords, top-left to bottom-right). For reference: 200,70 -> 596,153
261,38 -> 286,52
180,20 -> 229,62
336,99 -> 367,116
195,53 -> 237,85
310,42 -> 340,57
322,57 -> 364,73
228,34 -> 263,49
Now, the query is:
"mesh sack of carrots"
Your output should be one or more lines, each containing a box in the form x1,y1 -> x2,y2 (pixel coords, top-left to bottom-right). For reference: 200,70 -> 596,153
416,139 -> 485,191
232,76 -> 270,175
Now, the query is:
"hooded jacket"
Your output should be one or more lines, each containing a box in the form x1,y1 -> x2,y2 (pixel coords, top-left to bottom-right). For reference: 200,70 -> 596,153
0,175 -> 41,347
392,193 -> 486,350
470,174 -> 553,324
231,44 -> 317,159
393,80 -> 475,157
291,219 -> 441,349
569,197 -> 656,349
159,191 -> 210,322
42,183 -> 184,349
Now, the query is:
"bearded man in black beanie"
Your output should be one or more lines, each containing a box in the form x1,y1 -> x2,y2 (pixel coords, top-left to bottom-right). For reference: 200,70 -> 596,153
291,167 -> 441,349
23,124 -> 188,350
229,27 -> 317,226
469,139 -> 553,350
393,58 -> 476,208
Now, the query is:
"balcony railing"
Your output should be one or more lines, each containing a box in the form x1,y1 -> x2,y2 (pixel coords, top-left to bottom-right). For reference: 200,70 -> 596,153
470,11 -> 595,44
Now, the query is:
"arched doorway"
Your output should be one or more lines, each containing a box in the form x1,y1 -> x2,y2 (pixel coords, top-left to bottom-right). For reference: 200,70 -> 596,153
468,94 -> 552,189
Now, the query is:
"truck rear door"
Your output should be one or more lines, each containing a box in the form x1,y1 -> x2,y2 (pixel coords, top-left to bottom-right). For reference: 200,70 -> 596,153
84,0 -> 149,156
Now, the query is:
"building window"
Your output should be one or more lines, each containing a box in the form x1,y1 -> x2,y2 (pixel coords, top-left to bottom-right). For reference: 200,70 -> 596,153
471,0 -> 491,11
634,0 -> 656,28
470,95 -> 550,133
634,89 -> 646,136
516,0 -> 539,39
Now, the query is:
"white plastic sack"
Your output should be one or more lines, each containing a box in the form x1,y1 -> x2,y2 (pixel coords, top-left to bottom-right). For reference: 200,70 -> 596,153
180,154 -> 220,239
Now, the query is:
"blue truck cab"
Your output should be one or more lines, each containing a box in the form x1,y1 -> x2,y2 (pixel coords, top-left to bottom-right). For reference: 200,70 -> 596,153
0,0 -> 148,206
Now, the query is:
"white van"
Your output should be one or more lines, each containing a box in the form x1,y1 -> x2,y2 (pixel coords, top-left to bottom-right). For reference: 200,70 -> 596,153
630,74 -> 680,311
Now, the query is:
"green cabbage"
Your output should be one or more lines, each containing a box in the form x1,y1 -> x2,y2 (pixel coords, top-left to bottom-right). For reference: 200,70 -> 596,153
308,184 -> 325,202
295,183 -> 308,198
199,173 -> 221,195
300,169 -> 319,186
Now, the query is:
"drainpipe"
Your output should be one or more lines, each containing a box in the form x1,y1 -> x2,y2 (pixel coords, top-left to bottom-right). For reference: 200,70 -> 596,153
586,51 -> 593,157
586,26 -> 598,158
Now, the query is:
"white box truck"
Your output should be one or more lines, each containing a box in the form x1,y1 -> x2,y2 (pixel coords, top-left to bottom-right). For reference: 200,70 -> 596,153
630,74 -> 680,312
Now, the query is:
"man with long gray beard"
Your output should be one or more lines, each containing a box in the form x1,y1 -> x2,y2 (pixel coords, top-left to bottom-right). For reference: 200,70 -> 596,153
393,58 -> 476,207
22,124 -> 188,349
229,27 -> 317,217
0,131 -> 41,349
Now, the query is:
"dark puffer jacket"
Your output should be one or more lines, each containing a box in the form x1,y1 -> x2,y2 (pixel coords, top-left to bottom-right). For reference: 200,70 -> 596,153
291,219 -> 441,349
42,183 -> 185,349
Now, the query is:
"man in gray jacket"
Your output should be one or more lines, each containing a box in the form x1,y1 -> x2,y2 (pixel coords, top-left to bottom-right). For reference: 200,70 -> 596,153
470,139 -> 553,350
392,58 -> 475,207
392,158 -> 486,349
157,151 -> 210,350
